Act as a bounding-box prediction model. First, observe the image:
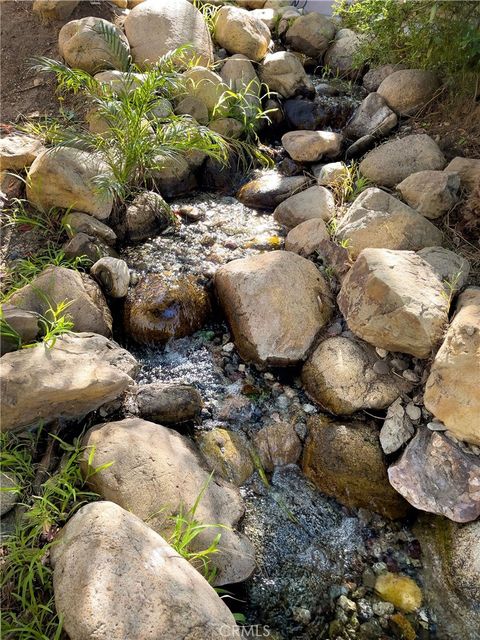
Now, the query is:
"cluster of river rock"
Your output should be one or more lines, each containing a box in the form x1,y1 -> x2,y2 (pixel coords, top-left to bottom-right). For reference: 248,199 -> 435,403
1,1 -> 479,639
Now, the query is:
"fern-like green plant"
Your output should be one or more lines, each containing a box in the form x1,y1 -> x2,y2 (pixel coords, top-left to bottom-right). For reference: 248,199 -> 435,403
88,20 -> 132,72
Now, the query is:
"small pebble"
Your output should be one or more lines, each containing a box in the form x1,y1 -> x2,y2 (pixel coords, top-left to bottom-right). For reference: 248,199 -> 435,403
390,358 -> 409,371
292,607 -> 311,625
405,403 -> 422,421
373,360 -> 391,375
375,348 -> 388,358
372,601 -> 395,617
372,562 -> 387,575
337,595 -> 357,613
222,342 -> 235,353
402,370 -> 419,383
427,420 -> 447,431
303,403 -> 316,414
238,364 -> 246,373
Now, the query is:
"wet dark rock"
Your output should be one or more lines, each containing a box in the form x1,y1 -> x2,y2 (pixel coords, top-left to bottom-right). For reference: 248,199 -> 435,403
303,416 -> 410,519
123,274 -> 211,345
284,98 -> 329,131
124,191 -> 173,242
134,381 -> 202,425
236,172 -> 309,209
201,152 -> 245,194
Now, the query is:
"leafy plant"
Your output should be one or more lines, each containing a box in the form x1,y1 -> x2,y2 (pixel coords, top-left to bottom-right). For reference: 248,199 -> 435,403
334,0 -> 480,95
0,431 -> 103,639
168,473 -> 228,583
88,20 -> 132,72
327,161 -> 370,205
193,0 -> 222,38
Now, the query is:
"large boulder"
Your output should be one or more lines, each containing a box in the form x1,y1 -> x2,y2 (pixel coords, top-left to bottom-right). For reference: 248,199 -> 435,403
424,288 -> 480,446
124,0 -> 214,68
0,333 -> 138,433
26,147 -> 113,220
259,52 -> 314,99
324,28 -> 362,79
337,248 -> 468,358
215,251 -> 333,366
81,418 -> 255,585
123,273 -> 210,345
396,170 -> 460,219
344,92 -> 397,139
58,17 -> 130,75
285,12 -> 335,58
282,130 -> 343,163
359,134 -> 446,188
220,54 -> 261,118
183,66 -> 228,115
63,211 -> 117,245
377,69 -> 440,116
9,265 -> 112,336
302,336 -> 411,415
336,187 -> 444,258
415,516 -> 480,640
284,97 -> 329,131
444,156 -> 480,191
9,266 -> 112,336
303,416 -> 409,519
215,6 -> 271,62
51,501 -> 240,640
0,305 -> 39,354
32,0 -> 79,21
124,191 -> 172,242
236,171 -> 308,209
0,133 -> 45,171
362,64 -> 407,93
388,429 -> 480,523
273,185 -> 335,228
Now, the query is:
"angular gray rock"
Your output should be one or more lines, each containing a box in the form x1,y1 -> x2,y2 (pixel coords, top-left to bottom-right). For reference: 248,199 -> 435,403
336,187 -> 444,258
81,418 -> 255,585
215,251 -> 333,365
444,156 -> 480,191
63,211 -> 117,246
388,429 -> 480,523
345,93 -> 397,139
51,501 -> 240,640
302,336 -> 411,415
379,398 -> 415,455
396,170 -> 460,219
0,333 -> 138,432
359,134 -> 446,187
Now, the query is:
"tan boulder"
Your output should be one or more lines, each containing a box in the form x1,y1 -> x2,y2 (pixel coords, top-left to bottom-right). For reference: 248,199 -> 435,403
215,251 -> 333,365
220,54 -> 261,118
32,0 -> 79,21
174,95 -> 209,124
9,266 -> 112,336
0,133 -> 45,171
274,185 -> 335,228
183,66 -> 228,115
363,64 -> 407,93
259,51 -> 314,99
424,287 -> 480,445
285,218 -> 329,257
253,421 -> 302,471
51,501 -> 240,640
359,134 -> 446,188
337,248 -> 468,358
377,69 -> 440,116
396,170 -> 460,219
124,0 -> 214,69
214,5 -> 271,62
82,418 -> 256,585
58,17 -> 130,74
324,28 -> 363,79
90,257 -> 130,299
285,12 -> 335,58
0,333 -> 138,433
444,156 -> 480,191
303,416 -> 409,519
63,211 -> 117,245
282,130 -> 343,162
94,69 -> 146,94
26,147 -> 113,220
336,187 -> 444,258
302,336 -> 411,415
209,118 -> 243,139
344,92 -> 397,139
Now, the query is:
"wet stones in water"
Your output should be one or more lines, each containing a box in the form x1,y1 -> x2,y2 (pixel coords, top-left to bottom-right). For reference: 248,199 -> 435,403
236,171 -> 309,209
123,273 -> 211,345
284,98 -> 329,131
303,415 -> 410,519
91,257 -> 130,299
196,428 -> 254,486
133,381 -> 202,426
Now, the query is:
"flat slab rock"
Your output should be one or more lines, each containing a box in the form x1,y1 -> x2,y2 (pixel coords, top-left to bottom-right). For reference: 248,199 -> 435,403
51,501 -> 239,640
388,429 -> 480,523
236,172 -> 309,209
81,417 -> 255,585
0,333 -> 138,432
215,250 -> 333,366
